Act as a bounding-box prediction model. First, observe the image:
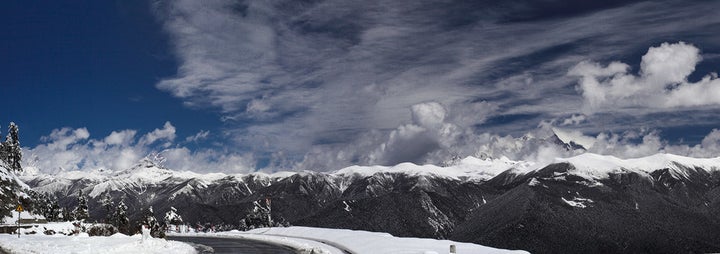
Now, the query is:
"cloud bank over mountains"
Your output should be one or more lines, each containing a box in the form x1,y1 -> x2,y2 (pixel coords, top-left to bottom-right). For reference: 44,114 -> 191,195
23,0 -> 720,173
23,122 -> 254,174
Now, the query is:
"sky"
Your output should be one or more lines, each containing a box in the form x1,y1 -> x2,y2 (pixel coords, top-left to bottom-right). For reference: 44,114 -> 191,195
3,0 -> 720,174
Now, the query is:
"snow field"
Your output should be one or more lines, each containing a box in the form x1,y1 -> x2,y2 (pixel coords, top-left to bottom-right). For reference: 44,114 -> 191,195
0,233 -> 196,254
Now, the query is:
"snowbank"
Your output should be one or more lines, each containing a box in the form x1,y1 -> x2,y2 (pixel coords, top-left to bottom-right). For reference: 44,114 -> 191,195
0,233 -> 195,254
179,226 -> 528,254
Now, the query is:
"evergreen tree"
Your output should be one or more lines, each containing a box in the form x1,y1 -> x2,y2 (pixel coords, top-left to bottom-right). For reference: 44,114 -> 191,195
140,206 -> 163,237
100,193 -> 114,224
47,200 -> 61,222
140,206 -> 157,228
4,122 -> 21,173
0,123 -> 5,165
164,206 -> 183,232
240,199 -> 275,229
61,207 -> 73,221
113,198 -> 129,234
72,189 -> 90,221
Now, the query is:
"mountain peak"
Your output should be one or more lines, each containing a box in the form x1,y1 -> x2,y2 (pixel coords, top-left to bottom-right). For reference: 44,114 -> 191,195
111,157 -> 175,182
550,128 -> 595,151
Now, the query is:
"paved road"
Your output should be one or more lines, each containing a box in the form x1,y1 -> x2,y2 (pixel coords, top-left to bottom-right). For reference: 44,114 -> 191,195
167,236 -> 298,254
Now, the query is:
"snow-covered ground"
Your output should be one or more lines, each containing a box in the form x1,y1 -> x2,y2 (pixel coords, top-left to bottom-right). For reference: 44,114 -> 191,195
0,233 -> 195,254
171,226 -> 529,254
0,221 -> 195,254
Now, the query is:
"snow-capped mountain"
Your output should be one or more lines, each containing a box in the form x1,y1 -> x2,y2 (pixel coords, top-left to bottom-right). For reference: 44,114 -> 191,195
21,153 -> 720,254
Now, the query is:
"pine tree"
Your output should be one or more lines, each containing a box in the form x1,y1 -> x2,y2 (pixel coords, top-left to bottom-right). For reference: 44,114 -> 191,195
72,189 -> 90,221
100,193 -> 114,224
164,206 -> 183,232
47,200 -> 61,222
113,198 -> 129,234
4,122 -> 22,173
61,207 -> 73,221
140,206 -> 163,237
242,199 -> 274,229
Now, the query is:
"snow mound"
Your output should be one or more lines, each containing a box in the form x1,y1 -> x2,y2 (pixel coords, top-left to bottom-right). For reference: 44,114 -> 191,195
0,233 -> 196,254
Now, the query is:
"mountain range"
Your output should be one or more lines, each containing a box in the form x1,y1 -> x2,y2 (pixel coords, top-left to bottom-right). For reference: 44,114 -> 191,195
12,151 -> 720,254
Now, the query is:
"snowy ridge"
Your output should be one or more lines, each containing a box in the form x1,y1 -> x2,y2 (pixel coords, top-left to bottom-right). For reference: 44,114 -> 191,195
556,153 -> 720,180
21,152 -> 720,197
333,156 -> 534,182
23,156 -> 535,198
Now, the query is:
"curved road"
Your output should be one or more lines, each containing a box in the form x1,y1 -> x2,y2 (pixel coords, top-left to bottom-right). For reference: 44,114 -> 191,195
167,236 -> 298,254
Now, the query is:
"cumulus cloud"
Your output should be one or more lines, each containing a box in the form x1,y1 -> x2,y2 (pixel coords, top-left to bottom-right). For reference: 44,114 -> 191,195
104,130 -> 137,146
138,121 -> 176,147
295,101 -> 496,169
570,42 -> 720,113
40,128 -> 90,151
22,122 -> 254,174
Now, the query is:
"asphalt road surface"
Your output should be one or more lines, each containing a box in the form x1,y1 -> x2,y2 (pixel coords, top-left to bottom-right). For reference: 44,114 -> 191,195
167,236 -> 298,254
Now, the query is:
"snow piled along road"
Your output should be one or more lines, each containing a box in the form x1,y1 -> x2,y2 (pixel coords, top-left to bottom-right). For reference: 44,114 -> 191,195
173,226 -> 529,254
0,233 -> 195,254
0,225 -> 529,254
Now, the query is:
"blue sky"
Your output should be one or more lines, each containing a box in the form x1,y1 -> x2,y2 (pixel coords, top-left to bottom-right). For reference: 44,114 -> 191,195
4,0 -> 720,173
1,1 -> 221,144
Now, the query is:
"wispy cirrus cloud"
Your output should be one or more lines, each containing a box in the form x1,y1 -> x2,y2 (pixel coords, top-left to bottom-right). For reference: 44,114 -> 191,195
150,0 -> 720,170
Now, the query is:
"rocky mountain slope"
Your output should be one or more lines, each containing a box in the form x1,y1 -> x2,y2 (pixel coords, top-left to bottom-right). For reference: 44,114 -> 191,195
21,153 -> 720,253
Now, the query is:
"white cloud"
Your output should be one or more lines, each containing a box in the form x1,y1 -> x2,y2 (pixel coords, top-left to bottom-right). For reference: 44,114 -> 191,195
411,102 -> 447,129
162,147 -> 254,174
22,122 -> 253,174
139,121 -> 176,147
40,127 -> 90,151
570,42 -> 720,113
560,114 -> 586,126
185,130 -> 210,143
104,130 -> 137,146
295,101 -> 490,168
